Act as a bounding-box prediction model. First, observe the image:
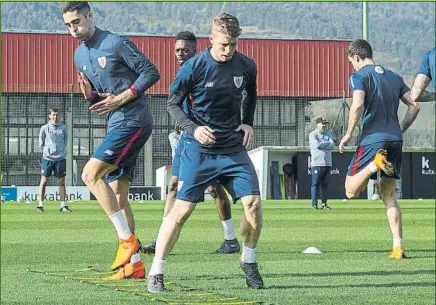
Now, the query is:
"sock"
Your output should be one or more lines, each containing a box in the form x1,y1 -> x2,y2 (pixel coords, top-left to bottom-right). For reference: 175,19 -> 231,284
241,244 -> 256,263
149,257 -> 167,275
108,210 -> 132,240
393,238 -> 403,248
130,253 -> 141,264
368,162 -> 378,173
221,219 -> 236,240
38,201 -> 43,207
60,201 -> 65,208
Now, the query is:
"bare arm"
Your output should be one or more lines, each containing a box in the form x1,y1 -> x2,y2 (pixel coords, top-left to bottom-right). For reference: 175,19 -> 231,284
400,91 -> 420,133
346,90 -> 365,136
410,74 -> 432,103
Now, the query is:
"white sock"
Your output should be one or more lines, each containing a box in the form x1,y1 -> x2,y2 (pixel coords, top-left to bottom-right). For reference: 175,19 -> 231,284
108,211 -> 132,240
149,257 -> 167,275
241,244 -> 256,263
393,238 -> 403,248
38,201 -> 43,207
130,253 -> 141,264
60,201 -> 65,208
221,219 -> 236,240
368,162 -> 378,173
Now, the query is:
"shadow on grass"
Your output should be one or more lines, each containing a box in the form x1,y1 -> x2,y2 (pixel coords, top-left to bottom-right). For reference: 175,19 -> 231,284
164,248 -> 436,256
258,249 -> 436,255
312,248 -> 436,254
177,269 -> 435,282
266,281 -> 436,290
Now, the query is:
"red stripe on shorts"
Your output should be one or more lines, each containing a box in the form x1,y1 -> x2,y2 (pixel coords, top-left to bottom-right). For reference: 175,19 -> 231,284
114,127 -> 144,167
351,146 -> 364,176
188,94 -> 195,108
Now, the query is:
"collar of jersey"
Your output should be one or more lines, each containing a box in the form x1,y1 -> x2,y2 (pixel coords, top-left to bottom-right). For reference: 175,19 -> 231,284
84,27 -> 102,47
206,48 -> 236,65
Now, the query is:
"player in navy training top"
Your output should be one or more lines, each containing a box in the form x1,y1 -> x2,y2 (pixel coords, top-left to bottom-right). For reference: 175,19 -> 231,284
140,31 -> 240,256
62,2 -> 160,279
148,13 -> 264,293
339,39 -> 420,259
410,48 -> 436,103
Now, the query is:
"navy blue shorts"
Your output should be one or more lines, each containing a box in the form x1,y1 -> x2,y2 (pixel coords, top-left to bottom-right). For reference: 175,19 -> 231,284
347,141 -> 402,180
41,158 -> 66,178
171,140 -> 184,177
177,148 -> 260,203
92,125 -> 152,183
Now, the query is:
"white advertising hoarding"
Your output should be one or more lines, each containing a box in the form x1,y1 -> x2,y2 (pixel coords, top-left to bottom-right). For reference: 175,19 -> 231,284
16,186 -> 90,201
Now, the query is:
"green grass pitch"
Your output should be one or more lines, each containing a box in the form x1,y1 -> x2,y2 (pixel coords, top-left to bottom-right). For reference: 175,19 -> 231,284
1,200 -> 435,305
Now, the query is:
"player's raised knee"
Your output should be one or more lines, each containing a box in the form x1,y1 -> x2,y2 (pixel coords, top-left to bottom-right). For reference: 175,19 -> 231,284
345,180 -> 359,199
345,191 -> 358,199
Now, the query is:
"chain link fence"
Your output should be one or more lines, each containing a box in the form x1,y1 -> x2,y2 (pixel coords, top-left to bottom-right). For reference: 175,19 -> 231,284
2,85 -> 434,187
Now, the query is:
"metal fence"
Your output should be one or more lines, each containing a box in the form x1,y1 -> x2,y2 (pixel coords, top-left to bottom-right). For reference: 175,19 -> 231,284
2,85 -> 434,187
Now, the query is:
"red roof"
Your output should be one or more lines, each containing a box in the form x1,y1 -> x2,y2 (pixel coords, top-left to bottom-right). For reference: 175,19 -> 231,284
2,32 -> 353,97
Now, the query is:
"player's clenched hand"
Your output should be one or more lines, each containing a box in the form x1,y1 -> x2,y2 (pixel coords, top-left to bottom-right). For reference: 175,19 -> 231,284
235,124 -> 254,150
89,93 -> 120,115
339,133 -> 352,153
194,126 -> 216,145
77,72 -> 93,99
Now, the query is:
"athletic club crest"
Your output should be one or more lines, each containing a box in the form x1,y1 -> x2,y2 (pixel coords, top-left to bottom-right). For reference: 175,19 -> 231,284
97,56 -> 106,68
234,76 -> 243,88
375,66 -> 384,74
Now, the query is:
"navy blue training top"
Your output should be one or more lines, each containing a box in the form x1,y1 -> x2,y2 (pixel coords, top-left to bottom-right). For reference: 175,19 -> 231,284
74,27 -> 160,132
349,65 -> 410,145
167,49 -> 257,154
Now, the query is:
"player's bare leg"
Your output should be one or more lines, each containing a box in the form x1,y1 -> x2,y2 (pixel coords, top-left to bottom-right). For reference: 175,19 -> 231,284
381,177 -> 407,259
58,176 -> 66,204
82,158 -> 120,214
239,195 -> 262,249
82,158 -> 138,270
105,177 -> 145,280
164,176 -> 179,217
141,175 -> 179,254
209,183 -> 240,254
148,199 -> 196,292
345,150 -> 393,199
239,195 -> 264,289
37,176 -> 48,211
345,169 -> 373,199
210,184 -> 231,221
57,176 -> 70,212
109,177 -> 135,233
